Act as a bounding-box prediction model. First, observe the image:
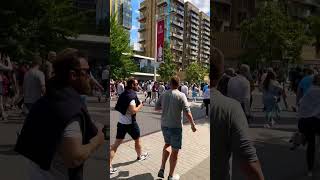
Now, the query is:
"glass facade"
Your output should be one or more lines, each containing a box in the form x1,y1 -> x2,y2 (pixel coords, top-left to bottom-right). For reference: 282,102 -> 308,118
121,0 -> 132,30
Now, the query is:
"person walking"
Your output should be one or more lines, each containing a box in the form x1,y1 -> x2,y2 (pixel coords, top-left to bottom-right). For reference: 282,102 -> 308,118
0,53 -> 13,120
262,71 -> 285,128
158,82 -> 166,98
217,68 -> 235,96
211,48 -> 264,180
203,84 -> 210,118
155,76 -> 197,180
298,74 -> 320,177
110,78 -> 149,174
15,48 -> 105,180
23,55 -> 46,113
180,82 -> 188,99
117,80 -> 124,96
144,81 -> 152,104
227,64 -> 252,121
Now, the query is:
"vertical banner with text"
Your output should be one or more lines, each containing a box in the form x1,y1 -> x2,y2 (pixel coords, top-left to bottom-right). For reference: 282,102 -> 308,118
157,19 -> 165,62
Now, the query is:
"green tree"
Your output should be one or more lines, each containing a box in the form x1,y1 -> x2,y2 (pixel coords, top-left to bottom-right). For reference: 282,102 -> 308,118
185,62 -> 207,83
240,1 -> 308,65
110,13 -> 138,80
308,16 -> 320,56
157,42 -> 177,82
0,0 -> 89,61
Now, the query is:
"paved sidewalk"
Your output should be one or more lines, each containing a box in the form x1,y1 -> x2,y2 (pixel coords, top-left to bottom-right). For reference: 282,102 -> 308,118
110,119 -> 210,179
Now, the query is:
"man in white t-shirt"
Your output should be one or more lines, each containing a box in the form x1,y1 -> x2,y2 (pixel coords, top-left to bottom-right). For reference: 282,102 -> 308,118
110,78 -> 149,174
117,81 -> 124,96
227,65 -> 251,119
180,82 -> 189,99
144,82 -> 152,103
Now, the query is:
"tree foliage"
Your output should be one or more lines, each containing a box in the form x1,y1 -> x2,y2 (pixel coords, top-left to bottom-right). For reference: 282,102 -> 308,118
157,42 -> 177,82
110,13 -> 138,80
308,16 -> 320,56
185,62 -> 207,83
240,1 -> 309,65
0,0 -> 90,62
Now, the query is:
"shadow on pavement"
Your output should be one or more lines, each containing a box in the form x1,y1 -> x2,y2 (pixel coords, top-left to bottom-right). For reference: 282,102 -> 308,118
232,140 -> 308,180
0,144 -> 18,156
113,159 -> 137,168
111,172 -> 154,180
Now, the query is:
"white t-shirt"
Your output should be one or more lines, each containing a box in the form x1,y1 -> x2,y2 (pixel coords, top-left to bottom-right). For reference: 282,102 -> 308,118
117,83 -> 124,95
26,121 -> 82,180
147,84 -> 152,92
181,85 -> 188,97
119,100 -> 136,124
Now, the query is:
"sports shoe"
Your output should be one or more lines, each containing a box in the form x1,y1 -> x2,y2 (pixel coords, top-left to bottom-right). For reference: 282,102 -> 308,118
158,169 -> 165,178
137,152 -> 149,161
263,124 -> 270,128
168,174 -> 180,180
110,167 -> 118,174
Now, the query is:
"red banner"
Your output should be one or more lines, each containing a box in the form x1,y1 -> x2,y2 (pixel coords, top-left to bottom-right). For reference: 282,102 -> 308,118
157,20 -> 165,62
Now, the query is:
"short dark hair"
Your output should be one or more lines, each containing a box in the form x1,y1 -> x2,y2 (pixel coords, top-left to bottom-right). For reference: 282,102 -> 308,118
32,55 -> 42,66
170,76 -> 180,87
53,48 -> 88,84
126,77 -> 137,89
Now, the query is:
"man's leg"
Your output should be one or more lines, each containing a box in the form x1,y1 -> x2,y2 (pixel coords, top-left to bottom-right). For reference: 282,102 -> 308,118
169,149 -> 179,177
134,138 -> 142,157
109,139 -> 123,167
161,144 -> 171,170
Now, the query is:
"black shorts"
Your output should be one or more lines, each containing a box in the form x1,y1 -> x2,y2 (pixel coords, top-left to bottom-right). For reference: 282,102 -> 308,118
116,121 -> 141,140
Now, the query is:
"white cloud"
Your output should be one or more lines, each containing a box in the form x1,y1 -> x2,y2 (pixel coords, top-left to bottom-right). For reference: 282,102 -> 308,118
184,0 -> 210,14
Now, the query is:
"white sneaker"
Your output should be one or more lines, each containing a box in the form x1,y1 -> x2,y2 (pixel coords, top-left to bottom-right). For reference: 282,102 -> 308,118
263,124 -> 270,128
137,152 -> 149,161
168,174 -> 180,180
110,167 -> 118,174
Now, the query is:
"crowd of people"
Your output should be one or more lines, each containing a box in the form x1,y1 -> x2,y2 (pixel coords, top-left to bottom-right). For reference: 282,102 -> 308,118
0,48 -> 108,180
212,47 -> 320,180
110,76 -> 197,180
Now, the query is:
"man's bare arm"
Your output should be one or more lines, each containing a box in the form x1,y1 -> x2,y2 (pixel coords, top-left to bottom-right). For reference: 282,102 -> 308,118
240,160 -> 265,180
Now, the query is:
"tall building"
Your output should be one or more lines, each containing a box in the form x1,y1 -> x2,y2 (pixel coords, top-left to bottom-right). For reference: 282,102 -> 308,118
183,2 -> 200,69
96,0 -> 108,25
199,12 -> 210,67
138,0 -> 209,70
137,0 -> 157,58
110,0 -> 132,30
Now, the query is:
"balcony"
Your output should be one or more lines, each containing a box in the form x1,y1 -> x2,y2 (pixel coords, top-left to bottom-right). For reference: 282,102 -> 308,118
190,18 -> 200,25
191,29 -> 199,35
203,50 -> 210,55
191,24 -> 199,30
171,20 -> 184,28
170,32 -> 183,40
191,13 -> 199,20
157,0 -> 167,6
190,39 -> 198,45
139,2 -> 146,10
190,35 -> 199,41
190,50 -> 198,56
190,45 -> 198,50
138,37 -> 146,43
172,45 -> 183,51
138,24 -> 146,32
138,14 -> 146,22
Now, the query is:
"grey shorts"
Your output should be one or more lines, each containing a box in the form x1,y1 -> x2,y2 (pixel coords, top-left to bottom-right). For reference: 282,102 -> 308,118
161,127 -> 182,150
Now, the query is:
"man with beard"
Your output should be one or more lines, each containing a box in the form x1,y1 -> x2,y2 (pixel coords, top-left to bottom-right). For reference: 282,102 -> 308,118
109,78 -> 149,174
15,48 -> 105,180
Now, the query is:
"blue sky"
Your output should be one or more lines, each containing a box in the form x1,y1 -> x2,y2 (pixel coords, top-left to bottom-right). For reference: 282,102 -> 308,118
130,0 -> 210,50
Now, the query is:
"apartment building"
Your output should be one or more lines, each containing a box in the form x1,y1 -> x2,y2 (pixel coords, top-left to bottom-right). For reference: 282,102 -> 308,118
138,0 -> 209,70
183,2 -> 200,69
110,0 -> 132,30
199,12 -> 210,67
138,0 -> 184,69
